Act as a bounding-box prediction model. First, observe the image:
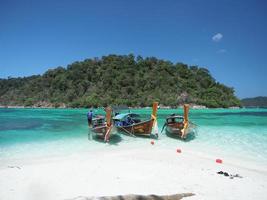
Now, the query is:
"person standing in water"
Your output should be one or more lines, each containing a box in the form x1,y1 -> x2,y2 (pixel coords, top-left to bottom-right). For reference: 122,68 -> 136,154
87,109 -> 93,127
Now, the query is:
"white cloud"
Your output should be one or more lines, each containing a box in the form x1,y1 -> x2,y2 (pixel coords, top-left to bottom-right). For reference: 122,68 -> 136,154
217,49 -> 227,53
212,33 -> 223,42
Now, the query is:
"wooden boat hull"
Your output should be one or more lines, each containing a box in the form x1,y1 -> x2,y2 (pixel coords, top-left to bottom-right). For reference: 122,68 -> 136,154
115,119 -> 154,136
89,107 -> 113,142
166,126 -> 182,137
91,125 -> 109,139
91,125 -> 114,142
165,123 -> 195,139
164,104 -> 196,140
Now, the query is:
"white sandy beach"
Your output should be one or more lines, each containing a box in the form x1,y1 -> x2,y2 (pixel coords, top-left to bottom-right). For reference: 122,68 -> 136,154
1,144 -> 267,200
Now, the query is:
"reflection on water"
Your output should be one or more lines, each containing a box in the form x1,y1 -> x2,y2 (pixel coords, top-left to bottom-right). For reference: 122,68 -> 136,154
165,131 -> 196,142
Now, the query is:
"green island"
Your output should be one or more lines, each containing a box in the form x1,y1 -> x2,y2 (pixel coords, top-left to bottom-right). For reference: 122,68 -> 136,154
0,54 -> 241,108
241,96 -> 267,108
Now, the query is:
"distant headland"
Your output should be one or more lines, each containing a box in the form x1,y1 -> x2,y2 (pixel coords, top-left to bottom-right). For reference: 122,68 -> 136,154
241,96 -> 267,108
0,54 -> 241,108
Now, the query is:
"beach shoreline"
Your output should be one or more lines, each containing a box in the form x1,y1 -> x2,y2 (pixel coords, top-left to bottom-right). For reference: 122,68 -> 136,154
1,144 -> 267,200
0,105 -> 245,109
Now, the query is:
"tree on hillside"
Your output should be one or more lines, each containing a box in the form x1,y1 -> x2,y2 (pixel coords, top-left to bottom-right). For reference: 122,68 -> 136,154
0,54 -> 241,108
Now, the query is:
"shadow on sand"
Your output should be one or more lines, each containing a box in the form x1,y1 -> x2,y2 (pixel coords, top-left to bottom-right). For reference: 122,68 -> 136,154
68,193 -> 195,200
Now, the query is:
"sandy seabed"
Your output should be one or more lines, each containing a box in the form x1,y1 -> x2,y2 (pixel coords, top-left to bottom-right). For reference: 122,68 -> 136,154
0,144 -> 267,200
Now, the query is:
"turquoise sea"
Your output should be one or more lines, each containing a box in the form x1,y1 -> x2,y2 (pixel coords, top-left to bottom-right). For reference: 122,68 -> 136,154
1,108 -> 267,165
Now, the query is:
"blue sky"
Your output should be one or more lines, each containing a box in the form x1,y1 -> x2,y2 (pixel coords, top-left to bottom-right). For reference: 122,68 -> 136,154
0,0 -> 266,98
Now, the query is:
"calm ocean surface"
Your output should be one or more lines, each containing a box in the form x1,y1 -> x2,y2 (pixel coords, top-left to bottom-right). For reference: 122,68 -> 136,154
0,108 -> 267,164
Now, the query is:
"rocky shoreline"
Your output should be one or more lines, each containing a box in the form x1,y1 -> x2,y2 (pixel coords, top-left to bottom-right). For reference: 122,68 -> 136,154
0,101 -> 67,109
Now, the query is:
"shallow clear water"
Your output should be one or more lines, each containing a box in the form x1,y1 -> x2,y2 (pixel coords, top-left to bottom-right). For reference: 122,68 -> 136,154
0,108 -> 267,164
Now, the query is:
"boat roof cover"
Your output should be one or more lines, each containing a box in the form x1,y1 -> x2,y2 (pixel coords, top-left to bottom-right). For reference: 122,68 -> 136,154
93,115 -> 105,120
166,115 -> 184,119
113,113 -> 140,120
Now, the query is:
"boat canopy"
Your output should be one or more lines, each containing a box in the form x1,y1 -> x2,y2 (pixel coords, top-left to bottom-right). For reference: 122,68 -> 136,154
92,115 -> 105,120
166,115 -> 184,119
113,113 -> 140,120
166,115 -> 184,123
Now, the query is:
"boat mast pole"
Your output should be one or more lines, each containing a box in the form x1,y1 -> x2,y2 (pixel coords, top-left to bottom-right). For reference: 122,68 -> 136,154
181,104 -> 189,138
104,107 -> 112,142
149,102 -> 159,135
183,104 -> 189,123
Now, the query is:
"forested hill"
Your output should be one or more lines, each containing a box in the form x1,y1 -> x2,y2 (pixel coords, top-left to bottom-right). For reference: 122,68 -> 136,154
0,54 -> 241,108
241,96 -> 267,107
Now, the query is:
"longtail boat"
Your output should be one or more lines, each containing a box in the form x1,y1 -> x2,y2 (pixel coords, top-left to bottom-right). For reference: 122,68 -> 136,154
90,107 -> 113,142
113,102 -> 159,137
161,104 -> 196,139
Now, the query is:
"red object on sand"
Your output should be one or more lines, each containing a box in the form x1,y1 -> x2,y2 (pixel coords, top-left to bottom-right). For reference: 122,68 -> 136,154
176,148 -> 182,153
151,141 -> 155,145
216,159 -> 223,164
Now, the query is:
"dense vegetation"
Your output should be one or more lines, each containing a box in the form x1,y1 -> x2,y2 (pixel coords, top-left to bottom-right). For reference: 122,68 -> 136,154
0,54 -> 241,108
241,96 -> 267,107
